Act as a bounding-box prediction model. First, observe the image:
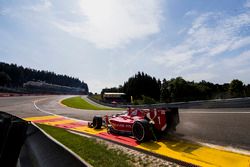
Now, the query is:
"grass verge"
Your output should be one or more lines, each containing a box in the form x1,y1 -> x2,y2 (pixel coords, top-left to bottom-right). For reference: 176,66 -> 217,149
37,124 -> 132,167
61,96 -> 120,110
90,94 -> 102,101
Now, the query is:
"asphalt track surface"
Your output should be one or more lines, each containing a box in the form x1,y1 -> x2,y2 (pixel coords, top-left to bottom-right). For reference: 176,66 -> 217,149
1,95 -> 250,151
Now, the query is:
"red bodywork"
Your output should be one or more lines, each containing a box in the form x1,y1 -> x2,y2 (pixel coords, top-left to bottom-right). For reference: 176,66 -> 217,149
105,108 -> 169,133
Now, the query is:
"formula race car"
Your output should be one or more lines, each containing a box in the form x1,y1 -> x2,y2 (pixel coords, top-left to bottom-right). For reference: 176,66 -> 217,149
88,107 -> 179,142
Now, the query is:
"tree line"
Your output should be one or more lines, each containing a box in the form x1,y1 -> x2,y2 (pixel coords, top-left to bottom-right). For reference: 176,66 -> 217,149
0,62 -> 88,93
101,72 -> 250,104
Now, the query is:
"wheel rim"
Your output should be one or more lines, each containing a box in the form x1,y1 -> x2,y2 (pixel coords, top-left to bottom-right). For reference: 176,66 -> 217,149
133,122 -> 145,141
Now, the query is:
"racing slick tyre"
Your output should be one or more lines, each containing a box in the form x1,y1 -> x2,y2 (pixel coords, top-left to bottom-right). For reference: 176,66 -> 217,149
132,119 -> 151,142
93,115 -> 102,129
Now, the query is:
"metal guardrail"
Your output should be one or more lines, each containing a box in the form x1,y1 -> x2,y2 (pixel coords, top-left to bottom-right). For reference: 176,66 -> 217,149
88,96 -> 250,109
18,124 -> 89,167
0,111 -> 28,167
0,111 -> 90,167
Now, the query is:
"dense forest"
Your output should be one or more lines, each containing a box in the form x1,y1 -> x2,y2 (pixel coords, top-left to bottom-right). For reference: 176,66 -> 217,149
0,62 -> 88,93
102,72 -> 250,104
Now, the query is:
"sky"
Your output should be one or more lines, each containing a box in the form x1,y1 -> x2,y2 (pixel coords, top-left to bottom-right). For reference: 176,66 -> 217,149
1,0 -> 250,93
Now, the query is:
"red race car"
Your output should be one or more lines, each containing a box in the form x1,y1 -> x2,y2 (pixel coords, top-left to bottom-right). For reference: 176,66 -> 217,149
88,107 -> 179,142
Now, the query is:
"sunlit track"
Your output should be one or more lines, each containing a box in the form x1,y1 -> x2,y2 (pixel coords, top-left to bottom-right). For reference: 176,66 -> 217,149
24,114 -> 250,167
1,95 -> 250,166
1,95 -> 250,150
33,98 -> 56,115
27,97 -> 250,167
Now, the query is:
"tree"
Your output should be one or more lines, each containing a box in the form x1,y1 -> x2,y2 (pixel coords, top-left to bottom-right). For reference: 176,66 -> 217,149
123,72 -> 160,101
229,79 -> 244,97
103,72 -> 161,102
245,84 -> 250,97
0,62 -> 88,93
160,79 -> 170,102
166,77 -> 191,102
102,72 -> 249,104
0,72 -> 11,86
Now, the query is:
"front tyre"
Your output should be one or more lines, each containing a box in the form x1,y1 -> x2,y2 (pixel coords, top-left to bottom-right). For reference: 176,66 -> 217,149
93,115 -> 102,129
132,120 -> 151,142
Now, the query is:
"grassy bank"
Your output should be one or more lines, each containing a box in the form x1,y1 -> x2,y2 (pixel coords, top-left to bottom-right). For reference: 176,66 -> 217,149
61,96 -> 119,110
37,124 -> 132,167
90,94 -> 102,101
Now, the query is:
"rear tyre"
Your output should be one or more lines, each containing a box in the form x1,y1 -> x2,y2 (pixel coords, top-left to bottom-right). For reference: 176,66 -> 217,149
93,116 -> 102,129
132,120 -> 151,142
166,108 -> 179,132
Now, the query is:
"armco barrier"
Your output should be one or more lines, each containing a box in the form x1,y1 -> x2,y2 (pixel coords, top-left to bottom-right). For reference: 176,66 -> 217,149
0,111 -> 89,167
0,111 -> 28,167
87,96 -> 250,109
18,124 -> 89,167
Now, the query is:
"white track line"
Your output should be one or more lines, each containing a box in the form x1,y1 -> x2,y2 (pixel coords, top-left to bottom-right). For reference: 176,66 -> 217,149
33,98 -> 56,115
33,98 -> 88,123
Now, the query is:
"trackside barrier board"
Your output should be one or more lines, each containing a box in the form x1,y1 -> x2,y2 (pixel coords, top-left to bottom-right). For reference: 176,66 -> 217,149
24,115 -> 250,167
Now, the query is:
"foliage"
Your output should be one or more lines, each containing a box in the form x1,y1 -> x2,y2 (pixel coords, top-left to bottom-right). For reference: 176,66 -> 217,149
133,95 -> 156,105
141,95 -> 156,104
61,96 -> 120,110
91,94 -> 102,101
102,72 -> 249,103
160,78 -> 222,102
246,84 -> 250,97
37,124 -> 132,167
229,79 -> 244,97
0,72 -> 11,86
0,62 -> 88,92
121,72 -> 160,101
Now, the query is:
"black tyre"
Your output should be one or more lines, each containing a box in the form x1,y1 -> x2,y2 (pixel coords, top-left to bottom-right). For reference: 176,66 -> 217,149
132,119 -> 151,142
93,115 -> 102,129
166,108 -> 179,132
